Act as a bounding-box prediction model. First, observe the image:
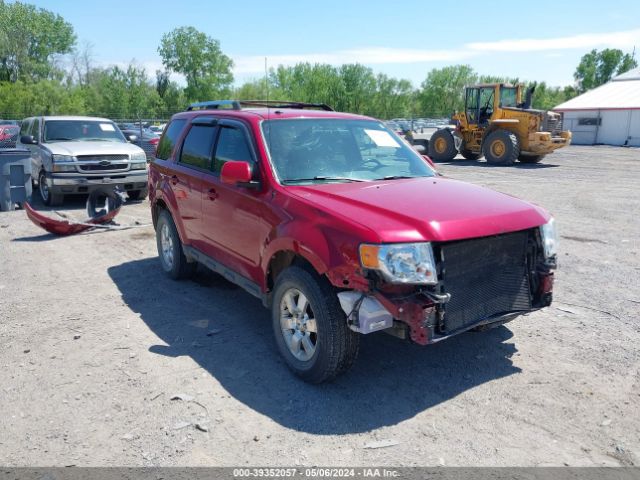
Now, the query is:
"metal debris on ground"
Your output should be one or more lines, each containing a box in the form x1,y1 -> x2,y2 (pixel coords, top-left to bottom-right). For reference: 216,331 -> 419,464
24,187 -> 151,236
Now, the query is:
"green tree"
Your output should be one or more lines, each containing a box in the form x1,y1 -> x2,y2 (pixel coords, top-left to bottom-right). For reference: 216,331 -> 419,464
417,65 -> 477,116
83,65 -> 161,119
574,48 -> 638,92
158,26 -> 233,102
371,74 -> 414,119
0,1 -> 76,82
337,63 -> 376,114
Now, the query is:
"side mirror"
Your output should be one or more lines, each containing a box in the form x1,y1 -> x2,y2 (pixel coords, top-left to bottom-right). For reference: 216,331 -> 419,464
20,135 -> 37,145
221,161 -> 259,189
124,133 -> 138,143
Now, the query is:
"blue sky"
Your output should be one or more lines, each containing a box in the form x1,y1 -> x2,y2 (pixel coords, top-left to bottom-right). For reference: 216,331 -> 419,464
15,0 -> 640,87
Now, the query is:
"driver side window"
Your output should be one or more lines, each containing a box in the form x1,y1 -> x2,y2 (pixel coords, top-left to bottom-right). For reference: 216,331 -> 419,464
213,126 -> 254,175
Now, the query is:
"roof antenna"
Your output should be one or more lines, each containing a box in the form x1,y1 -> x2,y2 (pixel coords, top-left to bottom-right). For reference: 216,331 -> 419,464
265,57 -> 269,103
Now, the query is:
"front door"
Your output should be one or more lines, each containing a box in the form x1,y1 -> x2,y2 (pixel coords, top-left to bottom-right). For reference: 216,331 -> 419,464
200,120 -> 272,282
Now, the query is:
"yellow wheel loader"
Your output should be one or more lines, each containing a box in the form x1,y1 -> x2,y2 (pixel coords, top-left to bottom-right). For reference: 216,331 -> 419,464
428,83 -> 572,165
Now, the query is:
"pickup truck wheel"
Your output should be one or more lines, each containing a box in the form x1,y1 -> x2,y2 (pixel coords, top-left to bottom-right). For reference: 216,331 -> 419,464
128,188 -> 148,201
272,266 -> 359,383
38,171 -> 63,206
156,210 -> 196,280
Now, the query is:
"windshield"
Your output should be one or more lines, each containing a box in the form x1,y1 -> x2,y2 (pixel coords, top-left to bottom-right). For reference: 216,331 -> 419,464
261,119 -> 435,184
500,87 -> 518,107
43,120 -> 126,143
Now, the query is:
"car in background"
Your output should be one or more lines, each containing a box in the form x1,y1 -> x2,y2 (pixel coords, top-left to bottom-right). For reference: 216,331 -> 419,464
0,124 -> 20,148
149,124 -> 166,135
18,116 -> 149,206
121,128 -> 159,161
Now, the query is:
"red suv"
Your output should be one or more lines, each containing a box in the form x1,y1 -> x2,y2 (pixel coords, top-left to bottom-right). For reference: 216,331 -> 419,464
149,100 -> 557,383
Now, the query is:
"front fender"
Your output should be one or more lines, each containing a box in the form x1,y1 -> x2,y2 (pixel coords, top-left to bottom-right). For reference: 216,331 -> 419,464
261,221 -> 368,291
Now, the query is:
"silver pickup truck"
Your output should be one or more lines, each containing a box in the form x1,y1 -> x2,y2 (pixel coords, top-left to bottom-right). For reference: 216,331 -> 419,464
19,116 -> 149,206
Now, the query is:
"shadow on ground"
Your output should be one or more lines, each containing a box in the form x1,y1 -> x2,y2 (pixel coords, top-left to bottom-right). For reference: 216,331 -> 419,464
437,158 -> 561,169
108,257 -> 522,435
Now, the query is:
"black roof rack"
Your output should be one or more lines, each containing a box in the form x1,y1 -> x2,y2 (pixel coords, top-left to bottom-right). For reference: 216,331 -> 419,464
186,100 -> 334,112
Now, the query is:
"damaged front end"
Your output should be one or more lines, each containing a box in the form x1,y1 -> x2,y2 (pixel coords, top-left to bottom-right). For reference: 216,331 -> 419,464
338,223 -> 556,345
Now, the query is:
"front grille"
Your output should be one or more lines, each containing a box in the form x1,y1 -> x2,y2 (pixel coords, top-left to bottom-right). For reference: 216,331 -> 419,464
439,230 -> 532,333
78,163 -> 128,171
76,154 -> 129,162
543,112 -> 564,136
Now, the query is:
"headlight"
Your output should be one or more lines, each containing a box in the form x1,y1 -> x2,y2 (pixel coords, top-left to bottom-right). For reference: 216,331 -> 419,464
360,242 -> 438,284
130,162 -> 147,170
52,164 -> 76,172
540,217 -> 558,263
52,154 -> 74,162
51,155 -> 76,172
131,152 -> 147,162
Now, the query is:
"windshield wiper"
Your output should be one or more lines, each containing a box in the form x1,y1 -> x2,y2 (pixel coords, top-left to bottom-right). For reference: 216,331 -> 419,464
375,175 -> 420,180
46,137 -> 73,142
282,176 -> 367,184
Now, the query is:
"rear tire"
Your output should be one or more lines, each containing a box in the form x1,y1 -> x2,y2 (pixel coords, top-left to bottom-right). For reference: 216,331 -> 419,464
483,129 -> 519,165
156,209 -> 196,280
518,154 -> 545,164
272,266 -> 360,383
428,129 -> 457,162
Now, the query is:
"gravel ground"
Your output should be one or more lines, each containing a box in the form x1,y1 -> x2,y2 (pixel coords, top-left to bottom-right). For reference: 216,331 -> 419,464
0,145 -> 639,467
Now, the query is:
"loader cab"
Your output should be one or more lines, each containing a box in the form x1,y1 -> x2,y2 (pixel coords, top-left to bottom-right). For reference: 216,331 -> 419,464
465,84 -> 523,125
465,85 -> 497,125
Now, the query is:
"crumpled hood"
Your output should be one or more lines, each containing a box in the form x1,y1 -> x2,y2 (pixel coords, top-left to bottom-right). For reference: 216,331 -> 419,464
43,141 -> 144,157
287,177 -> 549,243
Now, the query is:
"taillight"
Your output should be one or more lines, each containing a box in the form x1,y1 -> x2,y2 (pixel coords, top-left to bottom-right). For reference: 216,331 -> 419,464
149,138 -> 159,145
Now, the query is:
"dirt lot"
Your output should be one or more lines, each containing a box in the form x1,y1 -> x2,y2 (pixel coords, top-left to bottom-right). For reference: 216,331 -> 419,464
1,145 -> 639,467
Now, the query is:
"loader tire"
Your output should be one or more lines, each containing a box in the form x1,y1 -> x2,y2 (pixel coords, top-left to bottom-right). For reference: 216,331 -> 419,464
483,129 -> 519,166
428,129 -> 457,162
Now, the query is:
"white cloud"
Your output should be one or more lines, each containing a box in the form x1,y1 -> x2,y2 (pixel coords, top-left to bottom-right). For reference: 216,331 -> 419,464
466,28 -> 640,52
232,28 -> 640,76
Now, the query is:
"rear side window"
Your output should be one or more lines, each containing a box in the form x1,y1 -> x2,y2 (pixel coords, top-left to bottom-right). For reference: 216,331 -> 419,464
179,125 -> 216,170
156,119 -> 186,160
213,126 -> 253,174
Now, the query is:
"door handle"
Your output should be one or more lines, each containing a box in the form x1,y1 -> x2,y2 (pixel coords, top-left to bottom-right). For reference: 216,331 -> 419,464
170,175 -> 179,186
207,188 -> 218,201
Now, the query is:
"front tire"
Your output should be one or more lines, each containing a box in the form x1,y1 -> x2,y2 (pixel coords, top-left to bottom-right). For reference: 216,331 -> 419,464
483,129 -> 519,165
38,171 -> 63,206
272,266 -> 359,383
156,209 -> 196,280
128,188 -> 148,201
428,129 -> 457,162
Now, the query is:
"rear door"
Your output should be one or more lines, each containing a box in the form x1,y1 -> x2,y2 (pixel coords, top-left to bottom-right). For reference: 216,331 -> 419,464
171,119 -> 218,248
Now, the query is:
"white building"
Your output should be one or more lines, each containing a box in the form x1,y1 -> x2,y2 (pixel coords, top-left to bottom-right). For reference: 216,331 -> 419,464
553,67 -> 640,146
